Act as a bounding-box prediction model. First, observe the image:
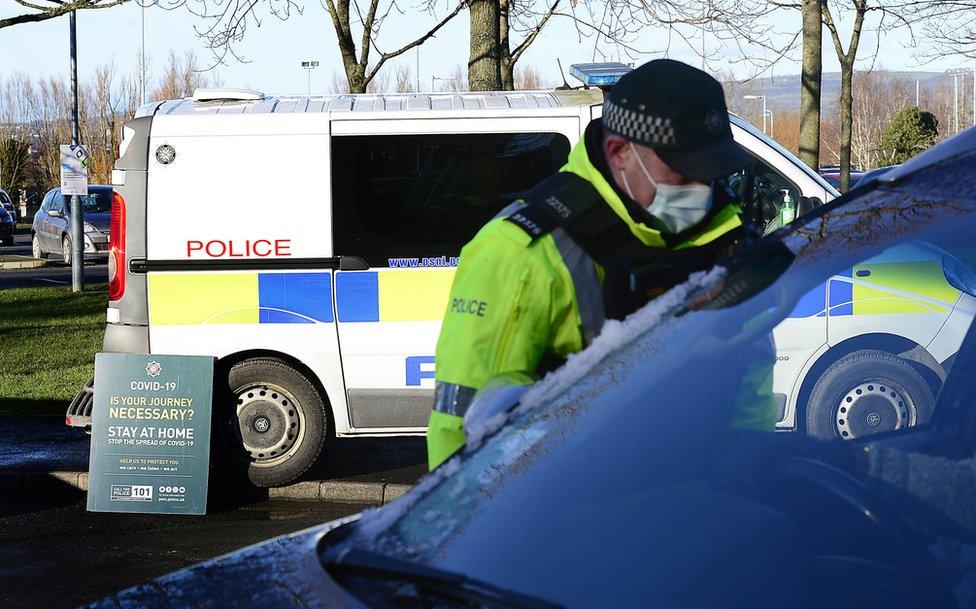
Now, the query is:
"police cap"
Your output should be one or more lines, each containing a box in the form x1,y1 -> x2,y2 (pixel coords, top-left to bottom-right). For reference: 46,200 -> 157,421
602,59 -> 754,182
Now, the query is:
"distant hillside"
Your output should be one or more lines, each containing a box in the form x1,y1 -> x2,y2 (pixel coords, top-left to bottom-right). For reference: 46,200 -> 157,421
728,70 -> 954,113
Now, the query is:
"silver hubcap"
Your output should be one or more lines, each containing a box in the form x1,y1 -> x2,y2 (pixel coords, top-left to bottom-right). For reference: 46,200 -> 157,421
62,239 -> 70,263
230,384 -> 303,465
835,381 -> 916,439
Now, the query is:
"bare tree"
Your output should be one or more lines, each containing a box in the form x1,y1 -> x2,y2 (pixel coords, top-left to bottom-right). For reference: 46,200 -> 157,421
849,70 -> 913,168
0,52 -> 209,202
150,50 -> 221,101
393,64 -> 416,93
328,70 -> 350,94
820,0 -> 869,191
514,63 -> 548,89
799,0 -> 822,171
469,0 -> 502,90
767,0 -> 933,189
469,0 -> 569,91
157,0 -> 465,94
0,0 -> 128,29
920,1 -> 976,59
498,0 -> 560,89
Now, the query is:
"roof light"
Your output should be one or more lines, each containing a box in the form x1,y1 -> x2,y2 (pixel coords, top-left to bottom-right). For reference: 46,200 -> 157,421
191,88 -> 265,102
569,62 -> 633,88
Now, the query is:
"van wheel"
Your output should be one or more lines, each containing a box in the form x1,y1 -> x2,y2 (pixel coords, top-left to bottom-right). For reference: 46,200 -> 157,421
217,358 -> 328,487
61,235 -> 72,265
806,350 -> 935,441
31,234 -> 46,259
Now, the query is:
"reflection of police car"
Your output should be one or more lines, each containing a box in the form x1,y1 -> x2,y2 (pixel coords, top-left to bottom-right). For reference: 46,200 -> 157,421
774,240 -> 976,439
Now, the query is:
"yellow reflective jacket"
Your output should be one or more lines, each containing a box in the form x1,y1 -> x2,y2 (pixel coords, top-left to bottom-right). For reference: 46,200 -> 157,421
427,126 -> 775,470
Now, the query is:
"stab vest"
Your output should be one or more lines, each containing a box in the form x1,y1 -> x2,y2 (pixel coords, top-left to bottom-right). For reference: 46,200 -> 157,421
504,171 -> 745,338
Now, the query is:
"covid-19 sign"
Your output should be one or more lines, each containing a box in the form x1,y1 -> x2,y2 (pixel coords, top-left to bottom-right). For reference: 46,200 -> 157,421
87,353 -> 214,515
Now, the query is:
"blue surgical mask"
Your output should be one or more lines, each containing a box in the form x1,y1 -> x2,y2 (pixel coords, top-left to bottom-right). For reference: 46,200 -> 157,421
621,141 -> 713,233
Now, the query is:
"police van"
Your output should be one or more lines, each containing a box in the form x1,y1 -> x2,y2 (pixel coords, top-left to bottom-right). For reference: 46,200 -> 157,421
66,67 -> 969,486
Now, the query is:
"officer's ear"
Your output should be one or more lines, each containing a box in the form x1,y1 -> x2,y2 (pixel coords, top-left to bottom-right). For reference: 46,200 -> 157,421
604,134 -> 633,172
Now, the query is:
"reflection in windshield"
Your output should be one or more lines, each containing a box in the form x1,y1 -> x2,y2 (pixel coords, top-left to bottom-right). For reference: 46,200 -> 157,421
333,147 -> 976,609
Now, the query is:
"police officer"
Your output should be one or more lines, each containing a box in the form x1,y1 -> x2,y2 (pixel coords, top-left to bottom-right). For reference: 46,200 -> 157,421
427,59 -> 776,470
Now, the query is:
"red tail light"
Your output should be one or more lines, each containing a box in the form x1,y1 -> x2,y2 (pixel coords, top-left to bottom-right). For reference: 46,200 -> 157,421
108,191 -> 126,301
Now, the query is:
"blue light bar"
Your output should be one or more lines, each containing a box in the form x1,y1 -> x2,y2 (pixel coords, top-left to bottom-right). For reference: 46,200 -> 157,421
569,62 -> 633,88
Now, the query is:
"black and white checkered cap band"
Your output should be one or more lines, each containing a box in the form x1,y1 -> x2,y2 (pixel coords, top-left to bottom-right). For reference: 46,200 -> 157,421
603,100 -> 677,147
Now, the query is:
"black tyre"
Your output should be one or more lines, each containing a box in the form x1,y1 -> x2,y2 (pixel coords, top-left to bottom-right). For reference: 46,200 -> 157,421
216,358 -> 328,487
806,349 -> 936,440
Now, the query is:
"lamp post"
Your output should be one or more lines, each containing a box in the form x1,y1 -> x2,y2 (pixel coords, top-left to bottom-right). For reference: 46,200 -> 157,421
954,72 -> 960,134
743,94 -> 771,135
69,10 -> 84,292
301,60 -> 319,95
140,3 -> 147,105
946,67 -> 974,134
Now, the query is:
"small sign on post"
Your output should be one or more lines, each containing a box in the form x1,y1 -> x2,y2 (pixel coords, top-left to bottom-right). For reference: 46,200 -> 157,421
87,353 -> 214,515
59,144 -> 89,196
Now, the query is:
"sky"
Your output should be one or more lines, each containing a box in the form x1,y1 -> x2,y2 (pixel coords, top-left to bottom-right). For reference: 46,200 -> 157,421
0,0 -> 972,97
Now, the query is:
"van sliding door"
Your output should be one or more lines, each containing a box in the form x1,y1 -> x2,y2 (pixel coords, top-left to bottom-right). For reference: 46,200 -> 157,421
331,117 -> 578,432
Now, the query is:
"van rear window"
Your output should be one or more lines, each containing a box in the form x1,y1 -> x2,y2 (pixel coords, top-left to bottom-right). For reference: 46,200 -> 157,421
331,132 -> 571,267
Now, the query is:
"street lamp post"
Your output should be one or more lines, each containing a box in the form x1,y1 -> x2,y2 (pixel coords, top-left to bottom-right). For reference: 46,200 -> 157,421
140,3 -> 147,105
743,94 -> 770,135
301,60 -> 319,95
954,72 -> 960,134
69,10 -> 84,292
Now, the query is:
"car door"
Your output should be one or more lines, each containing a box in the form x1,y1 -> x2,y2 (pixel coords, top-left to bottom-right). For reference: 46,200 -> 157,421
45,190 -> 66,251
35,190 -> 52,250
330,116 -> 579,432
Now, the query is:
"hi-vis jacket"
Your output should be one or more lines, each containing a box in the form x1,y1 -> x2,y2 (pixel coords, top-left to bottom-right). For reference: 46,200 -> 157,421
426,121 -> 777,469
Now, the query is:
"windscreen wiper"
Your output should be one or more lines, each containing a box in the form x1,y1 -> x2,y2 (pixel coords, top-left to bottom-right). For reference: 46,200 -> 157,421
323,546 -> 564,609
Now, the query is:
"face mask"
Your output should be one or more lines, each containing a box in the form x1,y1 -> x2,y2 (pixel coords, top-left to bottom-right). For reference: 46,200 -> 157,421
623,142 -> 713,234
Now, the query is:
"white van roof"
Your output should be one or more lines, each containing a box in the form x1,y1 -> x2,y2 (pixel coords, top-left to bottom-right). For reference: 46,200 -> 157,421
150,89 -> 603,116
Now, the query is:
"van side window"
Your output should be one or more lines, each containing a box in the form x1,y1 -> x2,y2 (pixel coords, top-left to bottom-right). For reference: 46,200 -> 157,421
332,132 -> 571,267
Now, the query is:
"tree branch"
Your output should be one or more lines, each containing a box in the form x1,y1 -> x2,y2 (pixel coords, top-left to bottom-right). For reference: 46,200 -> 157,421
511,0 -> 559,62
1,0 -> 128,29
364,0 -> 466,82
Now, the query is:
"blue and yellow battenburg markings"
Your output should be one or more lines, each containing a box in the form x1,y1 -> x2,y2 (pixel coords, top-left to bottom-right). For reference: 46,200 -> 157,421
788,260 -> 959,319
148,269 -> 455,325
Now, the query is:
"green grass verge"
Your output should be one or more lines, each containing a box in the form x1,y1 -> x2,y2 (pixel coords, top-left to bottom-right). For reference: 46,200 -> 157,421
0,284 -> 106,416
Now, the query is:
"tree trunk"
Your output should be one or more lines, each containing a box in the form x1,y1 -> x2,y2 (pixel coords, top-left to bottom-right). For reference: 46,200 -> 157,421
468,0 -> 502,91
838,62 -> 854,192
798,0 -> 822,171
346,64 -> 367,93
499,0 -> 514,90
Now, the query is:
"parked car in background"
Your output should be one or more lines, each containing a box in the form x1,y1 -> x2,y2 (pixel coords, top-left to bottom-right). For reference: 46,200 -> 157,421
90,126 -> 976,609
31,185 -> 112,264
854,165 -> 899,188
819,166 -> 865,190
0,205 -> 14,246
0,189 -> 14,215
